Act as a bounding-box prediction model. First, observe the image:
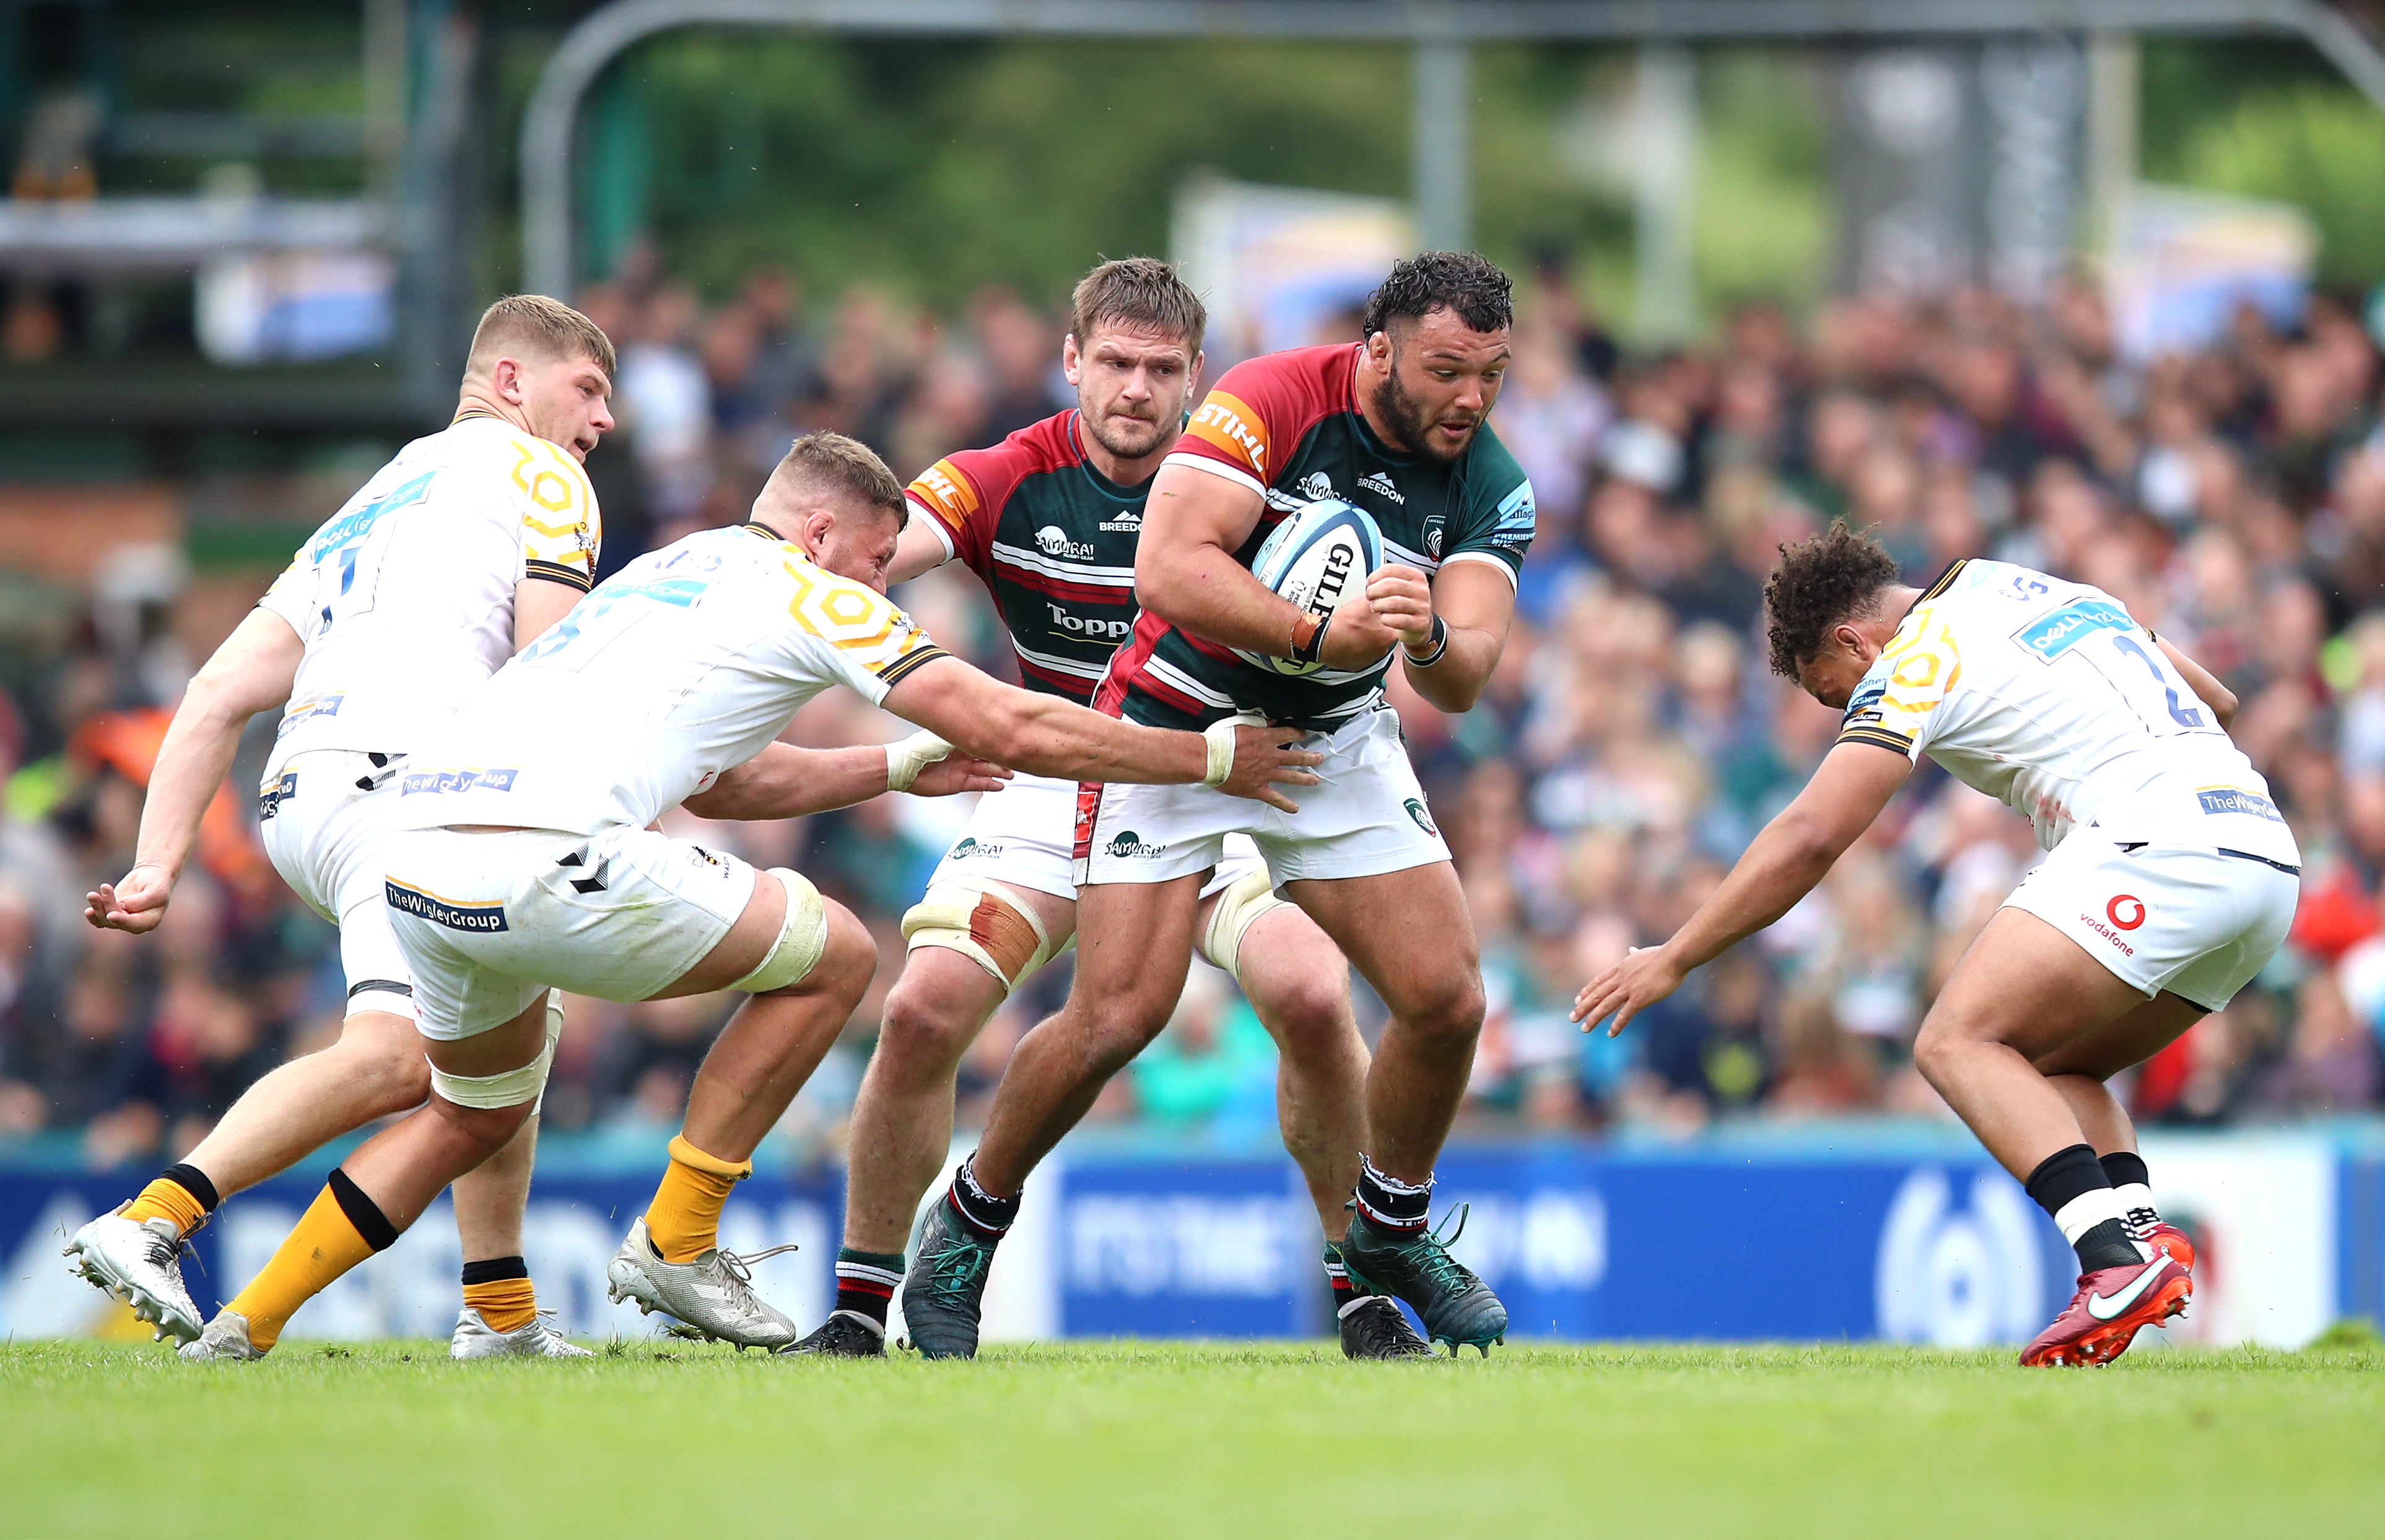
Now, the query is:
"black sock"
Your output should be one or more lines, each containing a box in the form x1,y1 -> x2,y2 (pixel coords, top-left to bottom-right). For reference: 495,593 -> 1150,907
2098,1151 -> 2150,1190
1325,1243 -> 1359,1314
161,1162 -> 220,1214
948,1156 -> 1020,1237
833,1247 -> 904,1328
460,1255 -> 529,1287
326,1168 -> 400,1253
1354,1155 -> 1430,1235
2025,1144 -> 2140,1273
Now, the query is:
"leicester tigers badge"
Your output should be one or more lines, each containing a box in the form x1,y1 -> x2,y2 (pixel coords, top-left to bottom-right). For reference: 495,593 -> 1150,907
1422,513 -> 1446,560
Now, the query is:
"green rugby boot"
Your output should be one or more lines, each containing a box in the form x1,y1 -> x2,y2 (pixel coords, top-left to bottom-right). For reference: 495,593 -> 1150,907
1338,1206 -> 1507,1355
900,1199 -> 1000,1360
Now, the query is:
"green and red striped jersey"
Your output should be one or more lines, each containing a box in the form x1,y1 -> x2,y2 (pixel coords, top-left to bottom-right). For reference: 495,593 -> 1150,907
905,410 -> 1149,705
1100,342 -> 1535,733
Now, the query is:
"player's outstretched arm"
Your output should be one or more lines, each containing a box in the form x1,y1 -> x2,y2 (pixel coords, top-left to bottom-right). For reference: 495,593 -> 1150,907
1137,463 -> 1399,672
1372,560 -> 1515,714
512,575 -> 587,652
884,516 -> 953,588
682,736 -> 1009,820
1571,742 -> 1912,1035
85,607 -> 303,934
881,655 -> 1322,812
2156,635 -> 2238,729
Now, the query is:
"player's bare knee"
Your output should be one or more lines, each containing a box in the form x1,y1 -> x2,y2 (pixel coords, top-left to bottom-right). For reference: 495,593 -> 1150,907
878,977 -> 979,1075
335,1017 -> 434,1113
1250,967 -> 1351,1054
427,1092 -> 531,1154
1405,970 -> 1486,1051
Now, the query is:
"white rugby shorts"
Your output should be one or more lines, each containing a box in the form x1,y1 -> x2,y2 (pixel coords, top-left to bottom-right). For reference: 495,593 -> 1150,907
1072,708 -> 1449,888
259,749 -> 415,1019
2001,835 -> 2299,1011
933,770 -> 1266,902
383,824 -> 760,1040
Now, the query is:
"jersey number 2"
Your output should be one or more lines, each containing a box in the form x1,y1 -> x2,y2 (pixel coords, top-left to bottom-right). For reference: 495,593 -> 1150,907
2111,633 -> 2205,729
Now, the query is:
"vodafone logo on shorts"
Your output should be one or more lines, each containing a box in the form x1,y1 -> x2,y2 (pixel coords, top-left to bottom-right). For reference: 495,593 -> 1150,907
2106,894 -> 2147,931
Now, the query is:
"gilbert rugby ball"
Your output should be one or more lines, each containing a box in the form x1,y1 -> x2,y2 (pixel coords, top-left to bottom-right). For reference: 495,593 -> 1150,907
1239,497 -> 1385,677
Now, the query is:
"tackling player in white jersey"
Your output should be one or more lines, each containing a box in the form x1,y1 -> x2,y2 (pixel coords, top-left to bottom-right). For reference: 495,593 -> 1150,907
175,433 -> 1320,1358
1574,526 -> 2298,1367
68,295 -> 620,1358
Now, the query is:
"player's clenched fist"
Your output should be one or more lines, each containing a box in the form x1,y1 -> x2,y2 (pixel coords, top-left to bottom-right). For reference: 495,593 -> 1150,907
1364,564 -> 1437,651
1318,567 -> 1408,671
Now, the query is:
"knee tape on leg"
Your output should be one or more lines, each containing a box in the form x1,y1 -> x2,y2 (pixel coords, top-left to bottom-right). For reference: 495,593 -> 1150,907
1198,868 -> 1288,983
730,868 -> 829,994
429,1029 -> 555,1111
901,882 -> 1055,994
532,993 -> 564,1115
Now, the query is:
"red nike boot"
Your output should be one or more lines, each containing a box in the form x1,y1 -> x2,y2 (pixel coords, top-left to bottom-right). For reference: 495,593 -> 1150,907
2143,1220 -> 2195,1272
2019,1252 -> 2191,1367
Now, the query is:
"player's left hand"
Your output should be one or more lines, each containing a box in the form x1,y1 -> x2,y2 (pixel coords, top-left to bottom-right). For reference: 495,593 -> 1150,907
85,863 -> 173,934
1365,565 -> 1436,651
1571,944 -> 1688,1037
907,754 -> 1011,798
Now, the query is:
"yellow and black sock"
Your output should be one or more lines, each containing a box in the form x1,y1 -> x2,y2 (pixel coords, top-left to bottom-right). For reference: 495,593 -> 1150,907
460,1256 -> 538,1334
642,1134 -> 750,1264
123,1162 -> 218,1238
221,1168 -> 397,1351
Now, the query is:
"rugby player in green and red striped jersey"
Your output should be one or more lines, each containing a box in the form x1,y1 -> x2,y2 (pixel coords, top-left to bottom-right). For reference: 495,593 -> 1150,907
906,253 -> 1533,1359
791,259 -> 1426,1360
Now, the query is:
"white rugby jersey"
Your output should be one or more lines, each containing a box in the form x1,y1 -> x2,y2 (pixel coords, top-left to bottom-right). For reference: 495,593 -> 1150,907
1838,559 -> 2300,865
257,416 -> 601,772
388,523 -> 949,836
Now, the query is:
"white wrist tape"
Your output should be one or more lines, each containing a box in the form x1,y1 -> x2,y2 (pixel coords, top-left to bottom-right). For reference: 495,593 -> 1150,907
1201,720 -> 1237,787
886,731 -> 954,793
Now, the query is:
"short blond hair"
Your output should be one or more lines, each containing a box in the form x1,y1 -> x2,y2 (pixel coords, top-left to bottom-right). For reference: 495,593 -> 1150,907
464,294 -> 616,383
764,432 -> 906,523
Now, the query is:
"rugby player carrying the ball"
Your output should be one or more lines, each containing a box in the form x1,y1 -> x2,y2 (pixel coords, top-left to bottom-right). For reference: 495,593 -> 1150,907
906,253 -> 1535,1356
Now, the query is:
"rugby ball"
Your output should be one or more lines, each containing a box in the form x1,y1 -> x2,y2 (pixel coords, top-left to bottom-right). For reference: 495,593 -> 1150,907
1239,498 -> 1385,677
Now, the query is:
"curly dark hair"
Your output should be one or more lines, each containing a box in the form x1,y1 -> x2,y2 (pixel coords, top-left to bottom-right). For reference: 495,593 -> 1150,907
1763,523 -> 1904,677
1361,251 -> 1514,339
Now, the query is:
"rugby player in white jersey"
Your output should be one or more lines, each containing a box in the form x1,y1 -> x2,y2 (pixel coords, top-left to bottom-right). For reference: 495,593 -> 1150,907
1574,526 -> 2298,1367
68,295 -> 620,1358
174,433 -> 1320,1358
791,259 -> 1403,1361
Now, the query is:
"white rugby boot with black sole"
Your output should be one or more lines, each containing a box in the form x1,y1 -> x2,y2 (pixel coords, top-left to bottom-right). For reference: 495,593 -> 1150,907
64,1206 -> 204,1344
450,1307 -> 594,1359
604,1217 -> 798,1350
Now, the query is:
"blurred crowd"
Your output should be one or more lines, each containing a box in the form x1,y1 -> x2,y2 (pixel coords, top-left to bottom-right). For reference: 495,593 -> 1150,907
6,249 -> 2385,1175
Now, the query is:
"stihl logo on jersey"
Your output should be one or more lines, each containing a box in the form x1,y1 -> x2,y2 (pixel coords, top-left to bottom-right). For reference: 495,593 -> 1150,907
912,462 -> 976,520
1191,398 -> 1267,471
1036,526 -> 1097,560
1358,471 -> 1405,505
1047,602 -> 1132,641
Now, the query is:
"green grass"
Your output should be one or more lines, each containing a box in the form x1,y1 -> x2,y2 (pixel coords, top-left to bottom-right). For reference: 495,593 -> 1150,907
4,1338 -> 2380,1538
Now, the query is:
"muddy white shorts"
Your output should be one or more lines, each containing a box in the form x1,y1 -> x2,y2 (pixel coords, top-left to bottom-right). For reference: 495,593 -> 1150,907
934,771 -> 1265,902
2000,836 -> 2300,1011
383,824 -> 760,1040
259,749 -> 415,1019
1071,708 -> 1450,888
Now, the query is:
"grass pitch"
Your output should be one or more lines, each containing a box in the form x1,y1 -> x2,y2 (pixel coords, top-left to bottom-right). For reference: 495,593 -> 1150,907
4,1338 -> 2379,1538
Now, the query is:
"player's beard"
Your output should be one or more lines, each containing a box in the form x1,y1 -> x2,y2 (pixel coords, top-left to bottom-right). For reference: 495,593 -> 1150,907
1081,404 -> 1172,463
1371,363 -> 1480,463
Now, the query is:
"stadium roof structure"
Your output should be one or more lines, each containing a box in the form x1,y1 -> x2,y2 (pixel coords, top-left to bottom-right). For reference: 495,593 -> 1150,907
520,0 -> 2385,301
